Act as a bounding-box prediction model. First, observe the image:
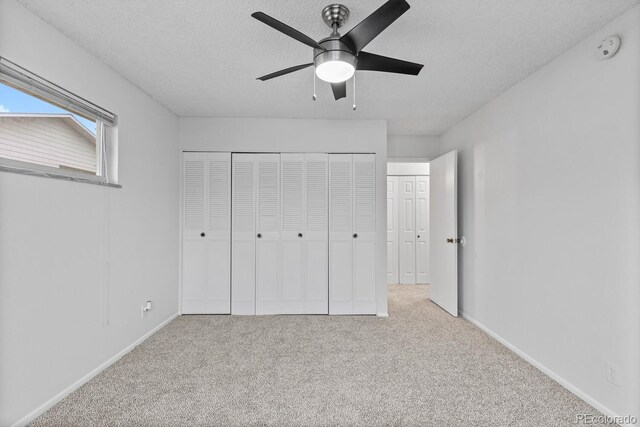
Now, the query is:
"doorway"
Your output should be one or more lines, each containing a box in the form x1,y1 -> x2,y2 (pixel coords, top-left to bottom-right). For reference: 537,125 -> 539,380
387,162 -> 430,285
387,152 -> 459,316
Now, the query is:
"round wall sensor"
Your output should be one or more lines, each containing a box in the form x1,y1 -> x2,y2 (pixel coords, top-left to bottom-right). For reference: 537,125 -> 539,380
597,35 -> 621,59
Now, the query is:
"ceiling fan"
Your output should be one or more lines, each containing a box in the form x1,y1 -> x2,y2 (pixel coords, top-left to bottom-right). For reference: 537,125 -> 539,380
252,0 -> 424,104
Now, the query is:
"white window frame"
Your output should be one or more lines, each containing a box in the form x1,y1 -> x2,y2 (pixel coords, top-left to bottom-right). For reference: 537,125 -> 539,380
0,57 -> 120,187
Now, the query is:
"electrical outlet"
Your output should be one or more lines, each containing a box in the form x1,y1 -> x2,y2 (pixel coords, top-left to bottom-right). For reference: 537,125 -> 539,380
606,362 -> 619,386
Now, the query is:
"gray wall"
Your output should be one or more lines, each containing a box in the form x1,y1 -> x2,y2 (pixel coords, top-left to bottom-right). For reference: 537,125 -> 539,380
439,5 -> 640,419
0,1 -> 180,425
387,135 -> 440,160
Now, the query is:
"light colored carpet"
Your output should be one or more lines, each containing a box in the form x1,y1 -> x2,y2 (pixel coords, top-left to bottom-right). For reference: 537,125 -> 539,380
32,285 -> 604,426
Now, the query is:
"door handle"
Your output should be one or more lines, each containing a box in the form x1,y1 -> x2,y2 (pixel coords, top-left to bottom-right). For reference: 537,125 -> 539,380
447,238 -> 461,244
298,233 -> 303,238
257,233 -> 262,239
200,232 -> 206,237
353,233 -> 358,239
447,238 -> 454,243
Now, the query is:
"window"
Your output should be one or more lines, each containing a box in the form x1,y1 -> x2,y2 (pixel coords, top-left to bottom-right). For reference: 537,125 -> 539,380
0,57 -> 119,186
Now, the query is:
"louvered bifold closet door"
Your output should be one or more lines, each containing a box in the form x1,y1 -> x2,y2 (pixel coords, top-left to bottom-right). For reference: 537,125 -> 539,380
279,153 -> 305,314
329,154 -> 354,314
231,154 -> 257,315
182,152 -> 231,314
255,154 -> 281,315
304,153 -> 329,313
352,154 -> 376,314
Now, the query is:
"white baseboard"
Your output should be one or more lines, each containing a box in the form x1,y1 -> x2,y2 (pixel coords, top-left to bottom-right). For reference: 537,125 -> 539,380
460,311 -> 632,425
11,312 -> 179,427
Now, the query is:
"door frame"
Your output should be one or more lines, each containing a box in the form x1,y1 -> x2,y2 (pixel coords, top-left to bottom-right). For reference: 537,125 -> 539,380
387,161 -> 430,287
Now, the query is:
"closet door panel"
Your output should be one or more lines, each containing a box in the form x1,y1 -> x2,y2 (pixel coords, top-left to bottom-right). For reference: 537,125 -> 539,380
280,153 -> 305,313
182,152 -> 231,314
353,238 -> 376,313
305,238 -> 328,312
232,239 -> 255,313
183,155 -> 205,237
416,176 -> 430,284
255,154 -> 281,315
231,154 -> 257,315
329,154 -> 353,314
305,153 -> 329,313
329,238 -> 353,314
204,154 -> 231,313
204,239 -> 231,312
281,241 -> 304,309
399,176 -> 416,284
352,154 -> 376,314
182,154 -> 206,313
256,236 -> 279,314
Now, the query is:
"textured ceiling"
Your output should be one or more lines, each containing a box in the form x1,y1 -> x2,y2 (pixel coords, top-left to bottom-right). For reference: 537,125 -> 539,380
18,0 -> 639,135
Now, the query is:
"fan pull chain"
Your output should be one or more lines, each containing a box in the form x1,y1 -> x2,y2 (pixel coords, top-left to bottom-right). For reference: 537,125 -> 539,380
352,72 -> 357,111
312,66 -> 317,101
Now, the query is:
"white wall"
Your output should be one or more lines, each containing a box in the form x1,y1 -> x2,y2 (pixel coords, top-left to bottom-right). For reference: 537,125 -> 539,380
387,135 -> 440,160
439,5 -> 640,420
0,1 -> 180,425
179,117 -> 388,316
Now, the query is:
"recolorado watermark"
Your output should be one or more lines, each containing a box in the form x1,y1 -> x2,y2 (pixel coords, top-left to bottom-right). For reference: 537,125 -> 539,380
576,414 -> 637,425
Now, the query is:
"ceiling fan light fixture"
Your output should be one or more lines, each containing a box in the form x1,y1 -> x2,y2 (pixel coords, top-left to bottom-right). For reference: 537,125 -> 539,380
316,60 -> 355,83
314,50 -> 356,83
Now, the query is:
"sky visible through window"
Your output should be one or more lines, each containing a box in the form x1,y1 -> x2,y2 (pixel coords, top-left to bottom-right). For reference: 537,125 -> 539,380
0,82 -> 96,134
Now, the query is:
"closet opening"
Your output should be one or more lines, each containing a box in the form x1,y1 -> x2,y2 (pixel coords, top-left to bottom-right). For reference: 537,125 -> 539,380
181,151 -> 378,316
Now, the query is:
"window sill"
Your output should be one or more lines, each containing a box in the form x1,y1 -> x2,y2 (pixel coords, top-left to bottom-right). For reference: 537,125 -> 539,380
0,158 -> 122,188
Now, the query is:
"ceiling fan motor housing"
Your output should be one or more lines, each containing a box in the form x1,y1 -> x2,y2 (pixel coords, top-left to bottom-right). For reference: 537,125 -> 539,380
314,37 -> 357,78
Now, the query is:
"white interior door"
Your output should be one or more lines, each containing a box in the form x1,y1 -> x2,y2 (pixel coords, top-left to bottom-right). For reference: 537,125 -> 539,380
182,152 -> 231,314
329,154 -> 353,314
231,153 -> 257,315
352,154 -> 376,314
386,177 -> 399,285
255,154 -> 281,315
429,150 -> 458,316
304,153 -> 329,314
399,176 -> 416,284
416,176 -> 430,284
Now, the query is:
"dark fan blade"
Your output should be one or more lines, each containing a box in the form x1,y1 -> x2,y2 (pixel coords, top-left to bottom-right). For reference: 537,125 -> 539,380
257,63 -> 313,81
340,0 -> 410,53
331,82 -> 347,100
357,51 -> 423,75
252,12 -> 326,51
